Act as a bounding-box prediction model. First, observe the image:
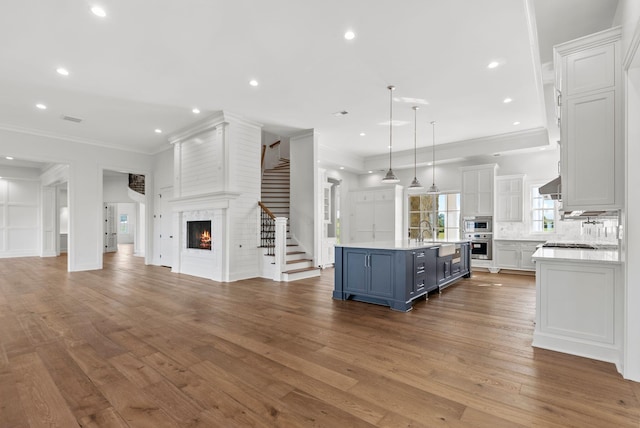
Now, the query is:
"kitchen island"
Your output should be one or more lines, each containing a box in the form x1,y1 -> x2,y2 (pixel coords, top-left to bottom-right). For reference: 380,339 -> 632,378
532,246 -> 623,371
333,240 -> 471,311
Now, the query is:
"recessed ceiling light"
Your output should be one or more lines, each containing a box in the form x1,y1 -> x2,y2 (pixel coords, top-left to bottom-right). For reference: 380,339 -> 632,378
192,108 -> 200,114
344,30 -> 355,40
36,103 -> 47,110
249,79 -> 259,87
339,166 -> 345,170
91,6 -> 106,17
513,121 -> 520,125
503,97 -> 512,103
6,156 -> 14,160
359,132 -> 366,136
56,67 -> 69,76
488,61 -> 500,69
368,170 -> 373,174
154,129 -> 162,134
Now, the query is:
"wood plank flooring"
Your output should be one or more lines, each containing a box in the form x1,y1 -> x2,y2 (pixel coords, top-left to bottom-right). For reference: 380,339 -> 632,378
0,247 -> 638,427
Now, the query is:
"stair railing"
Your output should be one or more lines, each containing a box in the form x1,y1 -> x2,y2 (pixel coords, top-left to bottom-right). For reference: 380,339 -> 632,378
261,140 -> 281,175
258,201 -> 276,256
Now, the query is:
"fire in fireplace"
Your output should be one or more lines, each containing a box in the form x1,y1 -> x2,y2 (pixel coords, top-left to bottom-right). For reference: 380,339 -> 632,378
187,220 -> 212,250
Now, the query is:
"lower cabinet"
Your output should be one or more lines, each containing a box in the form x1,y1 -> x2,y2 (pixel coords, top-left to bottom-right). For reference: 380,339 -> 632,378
334,243 -> 471,311
533,259 -> 622,367
494,240 -> 544,271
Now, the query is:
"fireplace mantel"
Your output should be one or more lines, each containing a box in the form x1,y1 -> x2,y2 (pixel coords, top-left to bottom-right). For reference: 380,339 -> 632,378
169,191 -> 241,212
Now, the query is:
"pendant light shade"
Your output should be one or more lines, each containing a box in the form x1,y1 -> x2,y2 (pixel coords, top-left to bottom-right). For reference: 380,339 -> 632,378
408,106 -> 423,189
381,85 -> 399,184
426,120 -> 440,194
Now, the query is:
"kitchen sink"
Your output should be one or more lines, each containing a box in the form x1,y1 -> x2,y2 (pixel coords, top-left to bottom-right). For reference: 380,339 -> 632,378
438,244 -> 456,257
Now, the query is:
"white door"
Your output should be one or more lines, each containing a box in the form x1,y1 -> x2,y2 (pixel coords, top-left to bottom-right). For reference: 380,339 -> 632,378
159,187 -> 173,267
104,203 -> 117,252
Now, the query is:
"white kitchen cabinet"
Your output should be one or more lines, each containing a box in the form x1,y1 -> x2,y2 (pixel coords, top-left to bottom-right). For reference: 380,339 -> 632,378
495,175 -> 524,222
555,27 -> 622,211
350,186 -> 403,242
533,257 -> 622,368
461,164 -> 496,218
494,240 -> 544,271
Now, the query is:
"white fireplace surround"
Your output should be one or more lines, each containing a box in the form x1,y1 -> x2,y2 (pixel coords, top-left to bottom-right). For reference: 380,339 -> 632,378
169,191 -> 239,282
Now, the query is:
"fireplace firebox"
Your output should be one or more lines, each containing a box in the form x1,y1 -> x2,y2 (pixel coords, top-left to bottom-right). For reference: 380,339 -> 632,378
187,220 -> 212,250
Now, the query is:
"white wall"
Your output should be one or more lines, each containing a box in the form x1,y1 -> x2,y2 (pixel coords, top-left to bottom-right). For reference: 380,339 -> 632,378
616,0 -> 640,381
103,174 -> 131,202
0,128 -> 153,271
0,167 -> 41,258
290,130 -> 317,261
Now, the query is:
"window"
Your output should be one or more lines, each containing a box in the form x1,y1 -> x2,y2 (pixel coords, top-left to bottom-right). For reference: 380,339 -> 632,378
531,186 -> 555,233
119,214 -> 129,234
408,193 -> 461,240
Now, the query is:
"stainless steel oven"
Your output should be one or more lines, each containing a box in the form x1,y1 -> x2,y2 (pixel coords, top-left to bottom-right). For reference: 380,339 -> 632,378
464,232 -> 493,260
463,216 -> 492,233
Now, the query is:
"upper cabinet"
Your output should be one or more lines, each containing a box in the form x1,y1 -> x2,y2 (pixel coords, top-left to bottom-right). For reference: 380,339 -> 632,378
495,175 -> 524,222
555,27 -> 623,211
460,164 -> 497,218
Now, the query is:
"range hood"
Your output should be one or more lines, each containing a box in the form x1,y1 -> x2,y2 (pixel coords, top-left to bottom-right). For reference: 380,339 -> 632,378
539,176 -> 561,200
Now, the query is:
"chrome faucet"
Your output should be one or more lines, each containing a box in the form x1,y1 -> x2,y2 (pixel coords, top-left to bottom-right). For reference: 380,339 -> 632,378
418,219 -> 432,242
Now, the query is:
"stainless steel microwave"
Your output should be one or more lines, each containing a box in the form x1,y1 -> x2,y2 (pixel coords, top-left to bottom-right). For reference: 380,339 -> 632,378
463,216 -> 492,233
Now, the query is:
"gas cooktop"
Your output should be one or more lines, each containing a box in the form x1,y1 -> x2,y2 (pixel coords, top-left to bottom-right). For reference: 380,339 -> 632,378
541,242 -> 618,250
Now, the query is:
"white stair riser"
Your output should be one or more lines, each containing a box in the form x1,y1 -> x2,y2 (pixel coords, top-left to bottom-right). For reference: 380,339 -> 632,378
286,260 -> 314,270
283,269 -> 321,282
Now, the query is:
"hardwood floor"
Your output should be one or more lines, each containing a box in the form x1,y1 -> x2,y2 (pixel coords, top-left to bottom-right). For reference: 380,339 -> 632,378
0,249 -> 638,427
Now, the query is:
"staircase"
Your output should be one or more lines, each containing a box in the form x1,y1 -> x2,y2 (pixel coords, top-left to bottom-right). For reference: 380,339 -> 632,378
261,158 -> 321,281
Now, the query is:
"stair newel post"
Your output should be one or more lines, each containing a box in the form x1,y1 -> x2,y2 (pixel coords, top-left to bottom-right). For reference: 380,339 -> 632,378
273,217 -> 288,281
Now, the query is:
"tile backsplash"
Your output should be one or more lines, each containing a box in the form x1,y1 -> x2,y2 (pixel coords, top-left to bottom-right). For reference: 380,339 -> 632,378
494,218 -> 619,244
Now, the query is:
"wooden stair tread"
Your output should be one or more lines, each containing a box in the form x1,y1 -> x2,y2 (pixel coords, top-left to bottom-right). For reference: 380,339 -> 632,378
283,267 -> 320,274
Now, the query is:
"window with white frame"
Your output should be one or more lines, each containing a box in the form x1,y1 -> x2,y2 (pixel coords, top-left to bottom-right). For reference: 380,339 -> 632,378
408,193 -> 461,240
531,185 -> 556,233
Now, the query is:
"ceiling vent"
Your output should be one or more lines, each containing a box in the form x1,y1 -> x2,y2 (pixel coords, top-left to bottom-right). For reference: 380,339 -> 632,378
61,115 -> 83,123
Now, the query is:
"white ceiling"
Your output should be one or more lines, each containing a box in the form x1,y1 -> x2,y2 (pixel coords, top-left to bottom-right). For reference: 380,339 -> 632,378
0,0 -> 619,170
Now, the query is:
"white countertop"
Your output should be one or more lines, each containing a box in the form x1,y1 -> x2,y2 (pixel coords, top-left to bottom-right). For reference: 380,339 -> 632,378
338,238 -> 470,251
494,238 -> 547,242
532,247 -> 622,264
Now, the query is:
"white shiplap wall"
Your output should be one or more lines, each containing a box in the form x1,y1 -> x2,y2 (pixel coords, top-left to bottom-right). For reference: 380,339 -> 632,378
177,128 -> 223,197
170,113 -> 262,282
227,122 -> 261,281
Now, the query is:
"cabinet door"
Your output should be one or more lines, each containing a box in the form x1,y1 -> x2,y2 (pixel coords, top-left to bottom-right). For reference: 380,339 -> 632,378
495,243 -> 519,269
476,169 -> 494,216
344,250 -> 368,292
563,90 -> 616,208
373,197 -> 395,241
520,245 -> 540,270
353,199 -> 375,242
496,177 -> 523,222
564,43 -> 615,96
369,252 -> 394,297
462,170 -> 479,216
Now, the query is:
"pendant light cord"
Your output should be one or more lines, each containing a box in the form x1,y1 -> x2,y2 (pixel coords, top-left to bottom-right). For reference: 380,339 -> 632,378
413,106 -> 418,177
431,121 -> 436,186
388,85 -> 395,170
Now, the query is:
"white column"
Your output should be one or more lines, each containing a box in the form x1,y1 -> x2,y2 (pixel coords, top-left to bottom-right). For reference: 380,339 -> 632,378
41,186 -> 57,257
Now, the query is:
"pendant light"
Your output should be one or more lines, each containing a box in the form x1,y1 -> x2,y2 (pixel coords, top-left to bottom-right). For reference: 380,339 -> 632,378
408,106 -> 423,189
381,85 -> 399,183
426,120 -> 440,194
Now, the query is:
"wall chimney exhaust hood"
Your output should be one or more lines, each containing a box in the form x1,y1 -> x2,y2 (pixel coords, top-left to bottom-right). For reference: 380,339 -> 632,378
539,176 -> 561,200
